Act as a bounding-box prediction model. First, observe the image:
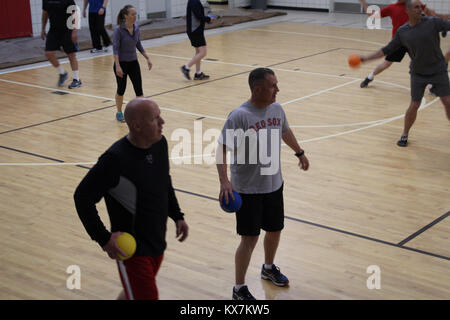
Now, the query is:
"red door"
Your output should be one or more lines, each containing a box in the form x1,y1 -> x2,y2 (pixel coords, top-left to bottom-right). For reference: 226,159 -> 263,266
0,0 -> 33,40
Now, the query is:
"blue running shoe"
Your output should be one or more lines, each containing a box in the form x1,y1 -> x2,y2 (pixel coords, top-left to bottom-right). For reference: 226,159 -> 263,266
68,79 -> 82,89
261,264 -> 289,287
58,72 -> 68,87
116,112 -> 125,122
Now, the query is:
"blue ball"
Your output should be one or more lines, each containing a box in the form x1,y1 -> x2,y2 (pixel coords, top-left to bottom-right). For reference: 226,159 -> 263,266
220,190 -> 242,213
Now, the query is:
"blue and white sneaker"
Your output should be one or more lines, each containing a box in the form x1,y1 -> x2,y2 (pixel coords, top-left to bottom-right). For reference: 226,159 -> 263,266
116,112 -> 125,122
68,79 -> 82,89
261,264 -> 289,287
58,72 -> 68,87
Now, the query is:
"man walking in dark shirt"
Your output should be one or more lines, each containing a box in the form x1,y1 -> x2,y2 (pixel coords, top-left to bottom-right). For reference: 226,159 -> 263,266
74,98 -> 189,300
360,0 -> 450,147
42,0 -> 82,88
180,0 -> 215,80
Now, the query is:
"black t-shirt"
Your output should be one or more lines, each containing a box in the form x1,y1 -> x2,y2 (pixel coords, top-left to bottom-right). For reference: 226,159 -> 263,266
43,0 -> 76,32
186,0 -> 211,34
74,136 -> 185,257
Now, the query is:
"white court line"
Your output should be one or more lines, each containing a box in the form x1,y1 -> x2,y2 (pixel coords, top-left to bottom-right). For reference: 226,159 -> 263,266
247,28 -> 386,47
281,79 -> 360,106
0,78 -> 226,121
0,27 -> 428,167
0,52 -> 410,125
0,162 -> 95,166
298,97 -> 438,143
0,97 -> 439,167
290,119 -> 384,128
0,78 -> 114,102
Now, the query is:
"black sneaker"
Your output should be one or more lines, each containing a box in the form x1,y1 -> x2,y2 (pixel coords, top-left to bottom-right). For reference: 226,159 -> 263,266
442,31 -> 447,38
68,79 -> 82,89
261,264 -> 289,287
397,135 -> 408,147
232,285 -> 256,300
360,77 -> 373,88
194,72 -> 210,80
58,72 -> 68,87
180,65 -> 190,80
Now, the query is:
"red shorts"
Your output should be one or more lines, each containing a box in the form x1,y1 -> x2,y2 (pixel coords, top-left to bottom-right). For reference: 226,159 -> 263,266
117,255 -> 163,300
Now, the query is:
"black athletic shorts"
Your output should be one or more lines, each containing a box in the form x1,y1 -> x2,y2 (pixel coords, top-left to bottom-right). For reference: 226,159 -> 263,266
45,29 -> 78,54
187,31 -> 206,48
236,184 -> 284,236
410,70 -> 450,102
385,46 -> 408,63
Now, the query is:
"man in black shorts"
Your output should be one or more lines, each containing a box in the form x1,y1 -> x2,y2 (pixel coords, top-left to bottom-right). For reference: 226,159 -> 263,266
217,68 -> 310,300
180,0 -> 215,81
42,0 -> 82,88
360,0 -> 450,147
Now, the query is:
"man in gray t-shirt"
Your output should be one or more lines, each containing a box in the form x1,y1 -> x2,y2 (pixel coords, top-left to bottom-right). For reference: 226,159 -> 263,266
218,99 -> 290,194
216,68 -> 309,300
360,0 -> 450,147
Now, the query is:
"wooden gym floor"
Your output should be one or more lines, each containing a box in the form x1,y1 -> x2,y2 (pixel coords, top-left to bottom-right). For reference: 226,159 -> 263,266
0,17 -> 449,300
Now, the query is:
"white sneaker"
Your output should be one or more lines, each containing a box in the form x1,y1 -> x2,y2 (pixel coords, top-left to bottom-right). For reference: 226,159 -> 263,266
90,48 -> 102,53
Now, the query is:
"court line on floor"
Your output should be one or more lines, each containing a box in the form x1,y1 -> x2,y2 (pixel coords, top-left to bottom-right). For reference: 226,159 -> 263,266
0,96 -> 439,166
247,28 -> 386,47
282,79 -> 360,106
397,211 -> 450,246
0,48 -> 371,136
0,143 -> 447,261
0,68 -> 412,135
0,47 -> 431,147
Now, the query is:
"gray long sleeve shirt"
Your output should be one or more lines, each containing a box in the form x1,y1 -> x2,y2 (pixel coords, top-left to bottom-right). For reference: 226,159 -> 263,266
113,23 -> 145,62
382,16 -> 450,75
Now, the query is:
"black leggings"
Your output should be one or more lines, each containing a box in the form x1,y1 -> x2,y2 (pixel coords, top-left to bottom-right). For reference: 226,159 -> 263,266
113,60 -> 143,96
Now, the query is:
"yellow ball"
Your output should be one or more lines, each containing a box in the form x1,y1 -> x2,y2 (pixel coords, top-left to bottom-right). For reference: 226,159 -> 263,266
116,232 -> 136,260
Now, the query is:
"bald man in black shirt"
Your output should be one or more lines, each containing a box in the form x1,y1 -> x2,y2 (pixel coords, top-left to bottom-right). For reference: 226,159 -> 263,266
74,98 -> 189,300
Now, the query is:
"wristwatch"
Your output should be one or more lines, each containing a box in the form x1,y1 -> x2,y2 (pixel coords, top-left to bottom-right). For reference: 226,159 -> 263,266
295,150 -> 305,158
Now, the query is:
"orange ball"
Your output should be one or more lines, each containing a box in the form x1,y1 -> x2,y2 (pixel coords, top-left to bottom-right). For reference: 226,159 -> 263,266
348,54 -> 361,68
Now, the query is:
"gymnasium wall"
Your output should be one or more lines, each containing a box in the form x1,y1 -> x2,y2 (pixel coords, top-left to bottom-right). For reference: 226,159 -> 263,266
26,0 -> 450,38
268,0 -> 330,10
29,0 -> 185,37
331,0 -> 450,13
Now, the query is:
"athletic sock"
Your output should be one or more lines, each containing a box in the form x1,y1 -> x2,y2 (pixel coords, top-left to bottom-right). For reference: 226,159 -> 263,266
264,264 -> 273,270
73,70 -> 79,80
184,65 -> 190,70
368,72 -> 374,80
234,284 -> 246,291
57,65 -> 65,75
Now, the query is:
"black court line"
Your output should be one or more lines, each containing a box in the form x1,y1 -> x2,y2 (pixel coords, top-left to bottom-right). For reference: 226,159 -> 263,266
2,142 -> 448,261
284,215 -> 450,261
0,145 -> 64,163
0,145 -> 87,170
0,48 -> 341,136
0,104 -> 114,135
397,211 -> 450,246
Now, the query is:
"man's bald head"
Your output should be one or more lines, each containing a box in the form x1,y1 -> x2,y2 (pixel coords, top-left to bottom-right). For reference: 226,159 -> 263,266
124,98 -> 157,127
124,98 -> 164,147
